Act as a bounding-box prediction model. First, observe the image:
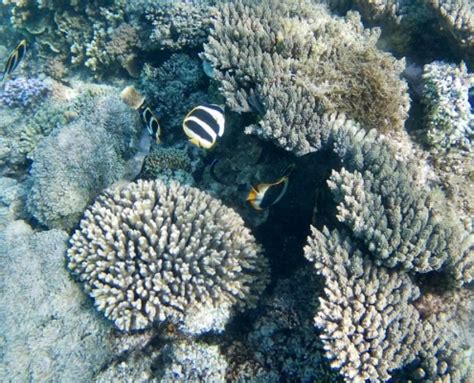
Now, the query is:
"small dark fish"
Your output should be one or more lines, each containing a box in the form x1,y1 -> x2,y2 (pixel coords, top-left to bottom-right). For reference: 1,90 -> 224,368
120,86 -> 161,143
1,40 -> 27,83
183,104 -> 225,149
247,164 -> 295,210
139,104 -> 161,143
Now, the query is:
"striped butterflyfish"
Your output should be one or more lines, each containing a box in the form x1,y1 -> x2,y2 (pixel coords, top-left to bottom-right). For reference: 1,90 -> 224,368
1,39 -> 27,84
182,104 -> 225,149
120,85 -> 161,143
138,104 -> 161,143
247,164 -> 295,210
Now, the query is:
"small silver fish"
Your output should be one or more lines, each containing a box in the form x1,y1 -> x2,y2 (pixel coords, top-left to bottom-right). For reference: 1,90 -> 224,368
183,104 -> 225,149
1,40 -> 27,84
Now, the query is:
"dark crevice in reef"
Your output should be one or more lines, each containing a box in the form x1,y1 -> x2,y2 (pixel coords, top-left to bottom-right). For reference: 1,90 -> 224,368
253,147 -> 342,283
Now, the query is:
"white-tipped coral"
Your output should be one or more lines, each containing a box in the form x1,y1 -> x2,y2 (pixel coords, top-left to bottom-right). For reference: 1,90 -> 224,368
66,179 -> 269,333
305,226 -> 422,382
305,226 -> 474,382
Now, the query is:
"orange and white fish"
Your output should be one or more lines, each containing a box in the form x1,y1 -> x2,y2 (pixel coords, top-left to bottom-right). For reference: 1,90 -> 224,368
247,164 -> 295,210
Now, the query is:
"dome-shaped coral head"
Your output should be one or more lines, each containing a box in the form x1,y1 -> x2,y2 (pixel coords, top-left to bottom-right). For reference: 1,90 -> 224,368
66,179 -> 269,333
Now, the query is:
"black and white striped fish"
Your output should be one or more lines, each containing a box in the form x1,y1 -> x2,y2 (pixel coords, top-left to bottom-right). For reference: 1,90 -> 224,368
120,86 -> 161,143
138,104 -> 161,143
1,40 -> 27,84
182,104 -> 225,149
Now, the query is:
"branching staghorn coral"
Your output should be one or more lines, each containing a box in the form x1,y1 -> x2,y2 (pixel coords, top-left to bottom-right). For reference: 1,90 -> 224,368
203,0 -> 409,155
304,226 -> 473,382
324,117 -> 474,285
66,179 -> 269,333
305,226 -> 421,381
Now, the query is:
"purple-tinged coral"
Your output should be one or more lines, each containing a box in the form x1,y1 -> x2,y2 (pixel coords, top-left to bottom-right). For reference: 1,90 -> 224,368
0,78 -> 50,108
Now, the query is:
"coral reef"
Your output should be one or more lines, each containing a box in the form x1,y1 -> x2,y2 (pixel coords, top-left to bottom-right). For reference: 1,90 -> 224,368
27,87 -> 142,230
0,220 -> 114,382
139,53 -> 208,134
157,340 -> 227,382
332,0 -> 474,65
18,99 -> 67,156
203,0 -> 409,155
232,267 -> 340,381
305,226 -> 473,382
141,145 -> 193,181
325,118 -> 473,285
421,61 -> 473,151
0,177 -> 27,227
142,0 -> 216,51
3,0 -> 140,78
66,179 -> 269,333
0,77 -> 51,108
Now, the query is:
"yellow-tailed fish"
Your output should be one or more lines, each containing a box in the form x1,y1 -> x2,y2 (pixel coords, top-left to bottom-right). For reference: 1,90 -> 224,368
247,164 -> 296,210
1,39 -> 27,84
182,104 -> 224,149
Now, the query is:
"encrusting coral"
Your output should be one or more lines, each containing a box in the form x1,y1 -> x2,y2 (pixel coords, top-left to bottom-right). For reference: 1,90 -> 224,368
305,226 -> 473,382
203,0 -> 409,155
27,87 -> 142,230
0,220 -> 114,382
66,179 -> 269,334
141,145 -> 192,180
